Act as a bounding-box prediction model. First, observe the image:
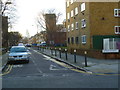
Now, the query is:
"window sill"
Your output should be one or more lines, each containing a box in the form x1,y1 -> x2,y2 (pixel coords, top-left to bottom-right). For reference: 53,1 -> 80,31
102,49 -> 119,53
82,42 -> 86,44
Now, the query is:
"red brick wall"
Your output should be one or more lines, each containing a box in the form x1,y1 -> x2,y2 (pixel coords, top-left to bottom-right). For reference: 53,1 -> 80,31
68,48 -> 120,59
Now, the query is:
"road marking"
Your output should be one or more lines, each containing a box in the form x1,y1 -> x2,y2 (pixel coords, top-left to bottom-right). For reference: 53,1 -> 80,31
0,65 -> 13,76
49,64 -> 68,71
13,65 -> 23,68
43,55 -> 73,69
31,51 -> 43,74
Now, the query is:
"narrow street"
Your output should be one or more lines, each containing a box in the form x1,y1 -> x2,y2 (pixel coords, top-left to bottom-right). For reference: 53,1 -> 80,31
2,48 -> 118,88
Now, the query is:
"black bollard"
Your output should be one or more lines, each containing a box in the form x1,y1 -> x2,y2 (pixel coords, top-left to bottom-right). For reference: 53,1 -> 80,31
55,48 -> 57,56
59,48 -> 61,58
84,51 -> 87,67
65,49 -> 68,60
51,48 -> 53,55
74,50 -> 76,63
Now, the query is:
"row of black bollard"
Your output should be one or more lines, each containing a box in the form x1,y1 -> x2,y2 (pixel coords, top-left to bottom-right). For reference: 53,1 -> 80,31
41,47 -> 88,67
38,46 -> 46,52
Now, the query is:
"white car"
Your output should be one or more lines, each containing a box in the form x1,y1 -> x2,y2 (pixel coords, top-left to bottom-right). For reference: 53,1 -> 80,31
8,46 -> 30,63
18,43 -> 24,46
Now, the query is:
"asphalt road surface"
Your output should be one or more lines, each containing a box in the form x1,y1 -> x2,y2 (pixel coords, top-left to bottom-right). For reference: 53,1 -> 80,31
2,48 -> 119,88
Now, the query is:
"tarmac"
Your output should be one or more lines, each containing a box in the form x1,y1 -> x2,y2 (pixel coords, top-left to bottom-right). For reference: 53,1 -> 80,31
1,47 -> 120,75
35,47 -> 120,75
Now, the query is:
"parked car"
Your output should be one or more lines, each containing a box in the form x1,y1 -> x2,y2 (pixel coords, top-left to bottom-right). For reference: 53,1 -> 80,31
25,44 -> 31,47
18,43 -> 24,46
8,46 -> 30,64
37,43 -> 46,47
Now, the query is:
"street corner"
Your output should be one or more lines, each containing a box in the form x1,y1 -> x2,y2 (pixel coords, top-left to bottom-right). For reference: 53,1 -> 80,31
83,64 -> 119,75
82,61 -> 97,66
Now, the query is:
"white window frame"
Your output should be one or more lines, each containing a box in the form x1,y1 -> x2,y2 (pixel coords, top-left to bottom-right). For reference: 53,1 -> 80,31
114,9 -> 120,17
81,19 -> 86,28
71,23 -> 74,30
71,10 -> 74,17
114,26 -> 120,34
102,38 -> 119,53
81,35 -> 86,44
75,7 -> 78,15
70,0 -> 74,4
74,0 -> 77,2
67,13 -> 70,19
76,22 -> 78,30
68,25 -> 70,32
81,3 -> 85,12
67,0 -> 70,7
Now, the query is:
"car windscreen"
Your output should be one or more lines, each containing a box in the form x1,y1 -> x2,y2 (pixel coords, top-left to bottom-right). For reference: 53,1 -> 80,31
10,47 -> 27,52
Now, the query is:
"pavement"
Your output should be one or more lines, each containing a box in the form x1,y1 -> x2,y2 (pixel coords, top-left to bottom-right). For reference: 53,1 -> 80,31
34,47 -> 120,75
0,53 -> 8,72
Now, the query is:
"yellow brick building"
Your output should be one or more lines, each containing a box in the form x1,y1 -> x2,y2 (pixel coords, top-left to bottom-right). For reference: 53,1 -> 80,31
66,1 -> 120,50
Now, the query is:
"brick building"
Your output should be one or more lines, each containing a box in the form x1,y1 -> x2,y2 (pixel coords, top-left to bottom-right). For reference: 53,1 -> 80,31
66,1 -> 120,49
66,1 -> 120,58
45,14 -> 66,46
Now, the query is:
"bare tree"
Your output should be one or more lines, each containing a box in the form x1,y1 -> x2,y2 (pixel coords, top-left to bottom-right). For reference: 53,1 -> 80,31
36,9 -> 62,31
1,0 -> 18,29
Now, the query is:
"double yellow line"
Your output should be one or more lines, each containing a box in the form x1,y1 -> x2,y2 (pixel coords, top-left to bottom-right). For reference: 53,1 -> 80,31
0,64 -> 13,76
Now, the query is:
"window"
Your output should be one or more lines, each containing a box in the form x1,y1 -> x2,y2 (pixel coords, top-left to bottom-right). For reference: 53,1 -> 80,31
81,35 -> 86,44
76,22 -> 78,30
114,26 -> 120,34
75,37 -> 79,44
71,37 -> 74,44
68,25 -> 70,32
102,38 -> 119,53
75,7 -> 78,15
71,10 -> 74,17
67,0 -> 70,7
67,13 -> 70,19
81,3 -> 85,12
68,38 -> 70,44
114,9 -> 120,17
71,0 -> 73,4
71,23 -> 74,30
74,0 -> 77,2
81,19 -> 86,28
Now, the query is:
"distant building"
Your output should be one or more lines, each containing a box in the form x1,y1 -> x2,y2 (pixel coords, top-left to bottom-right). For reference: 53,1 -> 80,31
45,14 -> 56,32
45,14 -> 67,46
45,14 -> 56,46
54,24 -> 66,46
28,31 -> 46,44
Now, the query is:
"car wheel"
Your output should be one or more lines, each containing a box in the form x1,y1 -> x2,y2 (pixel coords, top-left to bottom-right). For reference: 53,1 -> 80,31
26,60 -> 29,63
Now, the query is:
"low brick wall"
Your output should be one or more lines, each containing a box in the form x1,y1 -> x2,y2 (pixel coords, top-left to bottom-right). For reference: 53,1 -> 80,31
68,48 -> 120,59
